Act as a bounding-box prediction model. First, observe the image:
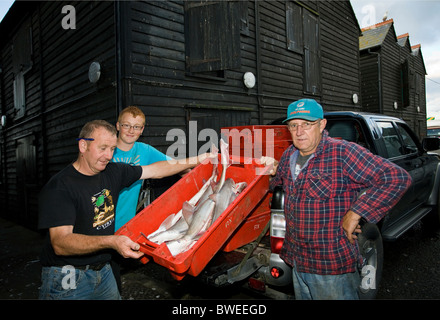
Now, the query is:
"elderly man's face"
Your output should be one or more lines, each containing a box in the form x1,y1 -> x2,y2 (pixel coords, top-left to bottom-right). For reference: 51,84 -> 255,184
286,118 -> 327,156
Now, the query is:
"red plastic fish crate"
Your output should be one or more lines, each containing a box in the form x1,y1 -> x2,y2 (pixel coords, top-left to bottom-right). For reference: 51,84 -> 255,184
221,192 -> 271,252
222,125 -> 292,161
116,155 -> 271,280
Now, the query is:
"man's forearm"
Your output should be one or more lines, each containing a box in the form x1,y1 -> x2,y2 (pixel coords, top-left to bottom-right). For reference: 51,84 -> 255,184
140,153 -> 213,180
50,229 -> 116,256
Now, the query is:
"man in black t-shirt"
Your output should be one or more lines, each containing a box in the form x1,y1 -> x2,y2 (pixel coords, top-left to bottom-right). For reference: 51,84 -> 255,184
38,120 -> 212,299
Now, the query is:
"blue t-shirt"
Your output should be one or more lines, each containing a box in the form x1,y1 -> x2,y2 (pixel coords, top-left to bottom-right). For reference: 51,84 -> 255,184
112,142 -> 169,231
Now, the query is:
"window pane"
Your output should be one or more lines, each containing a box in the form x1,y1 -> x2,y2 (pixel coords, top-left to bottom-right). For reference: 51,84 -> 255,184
377,121 -> 404,158
286,2 -> 303,53
13,72 -> 26,119
396,124 -> 418,154
303,10 -> 320,95
185,1 -> 241,73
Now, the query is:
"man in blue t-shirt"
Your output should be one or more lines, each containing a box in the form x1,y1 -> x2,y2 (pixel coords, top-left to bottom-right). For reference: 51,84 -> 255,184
112,106 -> 171,231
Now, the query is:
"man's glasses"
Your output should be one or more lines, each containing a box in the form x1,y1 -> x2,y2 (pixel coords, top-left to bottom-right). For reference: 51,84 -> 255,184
120,123 -> 144,131
287,121 -> 319,131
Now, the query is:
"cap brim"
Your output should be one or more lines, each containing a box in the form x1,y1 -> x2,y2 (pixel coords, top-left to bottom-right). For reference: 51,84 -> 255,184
283,115 -> 320,123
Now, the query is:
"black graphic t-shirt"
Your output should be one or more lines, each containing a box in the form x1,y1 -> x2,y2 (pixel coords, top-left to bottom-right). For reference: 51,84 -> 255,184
38,162 -> 142,267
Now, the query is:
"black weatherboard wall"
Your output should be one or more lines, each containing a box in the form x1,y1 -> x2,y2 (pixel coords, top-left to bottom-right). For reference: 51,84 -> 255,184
0,1 -> 117,228
359,19 -> 427,137
0,1 -> 361,228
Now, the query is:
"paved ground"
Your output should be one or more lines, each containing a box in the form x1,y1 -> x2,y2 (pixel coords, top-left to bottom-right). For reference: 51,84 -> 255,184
0,217 -> 249,300
0,218 -> 43,299
1,216 -> 440,300
376,218 -> 440,299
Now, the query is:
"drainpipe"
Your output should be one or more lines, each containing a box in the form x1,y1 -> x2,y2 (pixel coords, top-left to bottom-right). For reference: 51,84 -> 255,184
368,49 -> 383,114
38,3 -> 48,183
0,65 -> 6,208
255,0 -> 263,124
115,0 -> 123,116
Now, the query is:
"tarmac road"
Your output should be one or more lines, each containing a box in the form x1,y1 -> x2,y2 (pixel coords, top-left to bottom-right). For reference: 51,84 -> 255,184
375,217 -> 440,299
1,216 -> 440,300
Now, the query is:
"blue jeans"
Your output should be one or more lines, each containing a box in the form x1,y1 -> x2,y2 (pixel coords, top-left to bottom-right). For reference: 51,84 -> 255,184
292,266 -> 360,300
39,263 -> 121,300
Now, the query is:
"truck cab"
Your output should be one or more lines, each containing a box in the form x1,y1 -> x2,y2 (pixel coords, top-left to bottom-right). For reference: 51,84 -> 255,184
325,112 -> 440,241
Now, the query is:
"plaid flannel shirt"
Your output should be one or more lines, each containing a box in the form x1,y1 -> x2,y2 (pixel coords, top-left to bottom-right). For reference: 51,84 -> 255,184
270,131 -> 411,275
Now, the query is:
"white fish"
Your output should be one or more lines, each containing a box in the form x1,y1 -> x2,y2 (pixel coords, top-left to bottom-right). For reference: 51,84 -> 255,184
147,213 -> 181,239
233,182 -> 248,195
210,179 -> 248,224
147,148 -> 218,243
166,236 -> 198,257
147,217 -> 188,244
214,138 -> 229,193
148,167 -> 217,243
210,178 -> 235,223
166,198 -> 216,257
182,197 -> 216,238
152,138 -> 239,257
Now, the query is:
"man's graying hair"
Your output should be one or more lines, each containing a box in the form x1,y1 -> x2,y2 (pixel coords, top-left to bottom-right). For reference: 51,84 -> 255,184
78,120 -> 117,139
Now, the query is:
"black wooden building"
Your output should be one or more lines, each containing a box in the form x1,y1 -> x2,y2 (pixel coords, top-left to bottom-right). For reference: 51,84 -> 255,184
0,0 -> 361,228
359,19 -> 427,137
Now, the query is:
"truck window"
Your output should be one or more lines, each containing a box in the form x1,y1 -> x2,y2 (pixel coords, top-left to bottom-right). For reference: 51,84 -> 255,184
376,121 -> 418,158
396,124 -> 418,155
376,121 -> 404,158
326,120 -> 368,148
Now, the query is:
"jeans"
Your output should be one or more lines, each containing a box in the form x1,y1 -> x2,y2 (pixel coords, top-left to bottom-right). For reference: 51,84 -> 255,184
292,266 -> 360,300
39,263 -> 121,300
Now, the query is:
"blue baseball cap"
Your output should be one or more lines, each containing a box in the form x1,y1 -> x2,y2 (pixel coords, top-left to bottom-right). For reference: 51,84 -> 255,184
283,99 -> 324,123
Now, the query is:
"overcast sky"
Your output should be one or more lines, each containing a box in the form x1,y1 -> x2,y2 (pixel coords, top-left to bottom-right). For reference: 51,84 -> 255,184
0,0 -> 439,119
0,0 -> 12,22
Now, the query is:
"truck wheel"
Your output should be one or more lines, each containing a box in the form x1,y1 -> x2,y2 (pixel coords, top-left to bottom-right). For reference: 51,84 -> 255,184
431,186 -> 440,226
421,190 -> 440,230
357,223 -> 383,300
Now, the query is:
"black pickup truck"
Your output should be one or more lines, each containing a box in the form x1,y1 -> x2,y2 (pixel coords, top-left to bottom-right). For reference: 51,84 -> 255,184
325,112 -> 440,241
322,112 -> 440,298
203,111 -> 440,300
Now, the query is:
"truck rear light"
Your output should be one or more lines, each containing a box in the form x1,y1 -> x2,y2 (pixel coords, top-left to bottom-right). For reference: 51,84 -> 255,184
270,212 -> 286,254
248,277 -> 266,292
270,236 -> 284,254
270,266 -> 284,279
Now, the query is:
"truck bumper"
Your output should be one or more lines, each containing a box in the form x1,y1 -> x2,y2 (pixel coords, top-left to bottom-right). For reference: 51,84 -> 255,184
260,253 -> 292,287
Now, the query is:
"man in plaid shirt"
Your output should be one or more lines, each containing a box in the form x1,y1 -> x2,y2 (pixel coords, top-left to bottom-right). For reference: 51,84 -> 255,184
268,99 -> 411,299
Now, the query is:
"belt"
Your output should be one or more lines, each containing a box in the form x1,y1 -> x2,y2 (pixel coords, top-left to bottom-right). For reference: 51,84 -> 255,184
75,262 -> 108,271
50,262 -> 109,271
69,262 -> 108,271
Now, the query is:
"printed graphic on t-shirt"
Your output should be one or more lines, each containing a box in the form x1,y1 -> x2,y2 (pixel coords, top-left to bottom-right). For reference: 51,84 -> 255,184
92,189 -> 114,229
113,154 -> 140,166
